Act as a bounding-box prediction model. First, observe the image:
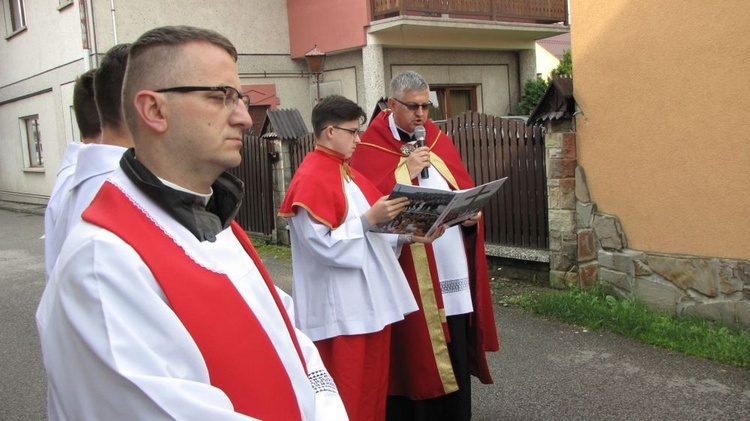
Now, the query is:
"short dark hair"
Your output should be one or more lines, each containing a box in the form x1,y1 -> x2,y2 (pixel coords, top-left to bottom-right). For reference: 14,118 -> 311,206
72,69 -> 101,138
311,95 -> 366,138
123,26 -> 238,134
94,43 -> 130,129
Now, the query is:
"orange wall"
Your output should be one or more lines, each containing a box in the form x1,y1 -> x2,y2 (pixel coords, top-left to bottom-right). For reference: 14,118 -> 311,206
570,1 -> 750,260
287,0 -> 369,58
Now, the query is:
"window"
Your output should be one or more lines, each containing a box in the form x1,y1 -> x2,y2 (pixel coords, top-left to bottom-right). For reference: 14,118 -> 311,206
21,115 -> 43,168
3,0 -> 26,34
429,86 -> 478,120
57,0 -> 73,11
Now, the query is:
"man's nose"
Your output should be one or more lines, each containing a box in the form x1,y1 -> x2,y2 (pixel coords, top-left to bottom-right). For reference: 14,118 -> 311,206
233,104 -> 253,130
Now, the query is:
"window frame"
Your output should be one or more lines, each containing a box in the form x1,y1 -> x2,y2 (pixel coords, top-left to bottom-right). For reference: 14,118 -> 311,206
429,85 -> 478,120
57,0 -> 74,11
20,115 -> 44,171
3,0 -> 27,38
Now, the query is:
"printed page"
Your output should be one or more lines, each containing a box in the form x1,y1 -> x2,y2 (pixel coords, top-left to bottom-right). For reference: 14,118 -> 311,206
431,177 -> 508,233
370,177 -> 507,236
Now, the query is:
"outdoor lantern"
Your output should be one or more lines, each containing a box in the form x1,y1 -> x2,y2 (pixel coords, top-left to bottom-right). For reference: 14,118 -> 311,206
304,45 -> 326,102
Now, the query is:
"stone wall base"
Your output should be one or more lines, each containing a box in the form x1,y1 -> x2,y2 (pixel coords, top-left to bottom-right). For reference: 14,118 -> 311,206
573,164 -> 750,329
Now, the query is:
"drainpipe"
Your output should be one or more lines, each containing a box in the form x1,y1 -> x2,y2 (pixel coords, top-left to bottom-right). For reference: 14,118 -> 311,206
110,0 -> 118,45
79,0 -> 91,70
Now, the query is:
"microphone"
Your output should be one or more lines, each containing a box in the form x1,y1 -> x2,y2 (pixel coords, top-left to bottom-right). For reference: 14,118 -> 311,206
414,125 -> 429,179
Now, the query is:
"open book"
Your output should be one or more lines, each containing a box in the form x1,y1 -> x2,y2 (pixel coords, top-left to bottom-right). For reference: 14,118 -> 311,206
370,177 -> 508,236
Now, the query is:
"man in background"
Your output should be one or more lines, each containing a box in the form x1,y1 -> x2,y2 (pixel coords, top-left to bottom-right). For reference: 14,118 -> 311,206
350,70 -> 499,421
49,43 -> 134,267
44,69 -> 100,280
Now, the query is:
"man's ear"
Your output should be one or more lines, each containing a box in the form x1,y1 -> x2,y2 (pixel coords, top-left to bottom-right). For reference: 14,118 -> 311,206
133,91 -> 168,133
386,97 -> 396,110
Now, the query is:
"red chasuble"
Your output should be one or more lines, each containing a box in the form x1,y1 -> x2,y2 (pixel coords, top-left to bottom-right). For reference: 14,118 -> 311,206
82,181 -> 305,420
278,145 -> 383,227
350,110 -> 499,399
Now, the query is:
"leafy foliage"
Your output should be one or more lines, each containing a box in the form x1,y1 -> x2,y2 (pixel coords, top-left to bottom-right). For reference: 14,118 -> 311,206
518,78 -> 550,115
550,49 -> 573,78
518,48 -> 573,115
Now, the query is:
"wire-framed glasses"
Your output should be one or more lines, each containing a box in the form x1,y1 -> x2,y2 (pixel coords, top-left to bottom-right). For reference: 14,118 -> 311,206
333,126 -> 364,138
155,85 -> 250,109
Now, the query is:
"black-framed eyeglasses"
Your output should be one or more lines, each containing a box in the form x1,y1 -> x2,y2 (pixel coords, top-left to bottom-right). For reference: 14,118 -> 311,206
155,85 -> 250,110
333,126 -> 364,138
392,97 -> 433,111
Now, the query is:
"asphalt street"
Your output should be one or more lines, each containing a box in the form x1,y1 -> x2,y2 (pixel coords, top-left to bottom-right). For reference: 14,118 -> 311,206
1,206 -> 748,420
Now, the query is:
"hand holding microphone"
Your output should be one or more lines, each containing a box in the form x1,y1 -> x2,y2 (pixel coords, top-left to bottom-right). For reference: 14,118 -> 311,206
414,125 -> 429,179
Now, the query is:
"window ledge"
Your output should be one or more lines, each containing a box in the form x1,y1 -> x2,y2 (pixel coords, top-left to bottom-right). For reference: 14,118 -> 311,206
23,167 -> 45,173
57,1 -> 74,12
4,26 -> 27,41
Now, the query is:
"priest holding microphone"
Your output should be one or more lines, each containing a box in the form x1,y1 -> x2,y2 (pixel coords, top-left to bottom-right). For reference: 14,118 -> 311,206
350,71 -> 499,421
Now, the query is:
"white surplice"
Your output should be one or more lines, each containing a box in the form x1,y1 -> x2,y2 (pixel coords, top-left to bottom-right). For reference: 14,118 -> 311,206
287,179 -> 417,342
387,114 -> 474,316
36,169 -> 348,421
43,142 -> 85,280
49,144 -> 126,276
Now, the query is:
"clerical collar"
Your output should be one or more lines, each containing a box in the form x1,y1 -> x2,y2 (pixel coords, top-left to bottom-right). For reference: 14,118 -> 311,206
388,113 -> 415,143
119,148 -> 244,242
159,178 -> 212,207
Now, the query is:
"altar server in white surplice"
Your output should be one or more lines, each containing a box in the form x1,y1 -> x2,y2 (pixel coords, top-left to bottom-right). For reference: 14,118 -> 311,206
43,69 -> 100,280
279,95 -> 443,421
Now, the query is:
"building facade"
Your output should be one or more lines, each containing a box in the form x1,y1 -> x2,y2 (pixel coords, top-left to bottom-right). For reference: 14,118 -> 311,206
568,0 -> 750,326
1,0 -> 567,204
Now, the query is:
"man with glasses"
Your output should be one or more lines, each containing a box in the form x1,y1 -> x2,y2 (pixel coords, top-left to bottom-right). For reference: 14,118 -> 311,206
350,71 -> 499,421
37,26 -> 346,420
280,95 -> 443,420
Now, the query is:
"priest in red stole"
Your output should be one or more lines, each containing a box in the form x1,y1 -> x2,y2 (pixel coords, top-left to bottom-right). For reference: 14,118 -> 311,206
350,71 -> 499,421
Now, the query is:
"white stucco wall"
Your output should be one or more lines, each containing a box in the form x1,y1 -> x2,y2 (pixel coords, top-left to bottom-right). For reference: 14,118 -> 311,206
386,49 -> 518,116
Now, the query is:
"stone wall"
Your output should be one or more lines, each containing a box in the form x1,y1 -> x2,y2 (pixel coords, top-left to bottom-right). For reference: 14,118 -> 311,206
545,121 -> 750,329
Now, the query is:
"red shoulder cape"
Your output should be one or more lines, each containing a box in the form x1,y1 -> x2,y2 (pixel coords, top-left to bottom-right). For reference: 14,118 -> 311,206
351,111 -> 499,397
279,146 -> 383,229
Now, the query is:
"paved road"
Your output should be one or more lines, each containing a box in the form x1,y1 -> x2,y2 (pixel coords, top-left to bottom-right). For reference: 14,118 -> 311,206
1,206 -> 748,420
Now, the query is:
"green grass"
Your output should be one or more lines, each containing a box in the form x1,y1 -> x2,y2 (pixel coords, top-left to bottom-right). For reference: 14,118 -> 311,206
250,238 -> 292,260
506,286 -> 750,369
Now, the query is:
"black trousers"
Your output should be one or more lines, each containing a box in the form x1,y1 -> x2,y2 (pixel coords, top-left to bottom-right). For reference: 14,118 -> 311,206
386,314 -> 472,421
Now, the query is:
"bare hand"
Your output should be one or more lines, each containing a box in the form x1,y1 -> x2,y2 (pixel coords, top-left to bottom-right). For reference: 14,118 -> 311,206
365,196 -> 410,225
406,146 -> 431,179
414,224 -> 446,244
461,211 -> 482,227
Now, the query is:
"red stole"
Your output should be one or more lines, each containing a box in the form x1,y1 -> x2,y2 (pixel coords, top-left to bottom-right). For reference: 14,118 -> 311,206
278,146 -> 383,228
82,181 -> 305,420
351,111 -> 499,398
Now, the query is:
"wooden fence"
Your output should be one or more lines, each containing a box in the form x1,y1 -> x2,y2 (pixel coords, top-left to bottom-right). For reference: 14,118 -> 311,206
282,112 -> 548,249
437,112 -> 547,249
227,135 -> 275,237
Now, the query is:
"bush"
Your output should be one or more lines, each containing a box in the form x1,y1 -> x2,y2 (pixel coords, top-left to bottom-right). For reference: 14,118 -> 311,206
519,48 -> 573,115
518,77 -> 549,115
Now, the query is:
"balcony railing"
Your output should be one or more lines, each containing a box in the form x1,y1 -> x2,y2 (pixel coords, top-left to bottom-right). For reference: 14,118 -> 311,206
371,0 -> 568,24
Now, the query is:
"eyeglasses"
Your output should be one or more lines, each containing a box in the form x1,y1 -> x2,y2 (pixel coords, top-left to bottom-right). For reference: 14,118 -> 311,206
333,126 -> 364,138
392,97 -> 433,111
155,85 -> 250,110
